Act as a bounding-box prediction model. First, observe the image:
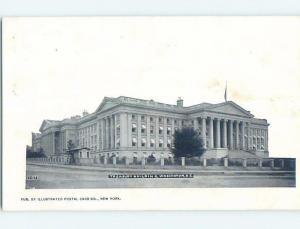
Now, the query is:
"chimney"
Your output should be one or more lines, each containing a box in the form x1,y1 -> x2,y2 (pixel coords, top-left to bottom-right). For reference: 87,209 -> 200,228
82,110 -> 89,116
177,97 -> 183,107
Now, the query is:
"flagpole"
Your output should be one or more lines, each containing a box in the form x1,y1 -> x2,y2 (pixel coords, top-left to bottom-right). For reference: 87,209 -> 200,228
224,81 -> 227,102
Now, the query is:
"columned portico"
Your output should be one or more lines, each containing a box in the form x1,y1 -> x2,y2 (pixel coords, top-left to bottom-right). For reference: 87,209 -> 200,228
33,96 -> 269,159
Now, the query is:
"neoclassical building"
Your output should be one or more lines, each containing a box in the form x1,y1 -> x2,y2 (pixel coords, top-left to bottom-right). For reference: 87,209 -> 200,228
31,96 -> 269,161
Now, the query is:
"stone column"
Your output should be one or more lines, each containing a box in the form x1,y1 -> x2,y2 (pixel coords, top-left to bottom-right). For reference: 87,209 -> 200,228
127,113 -> 132,147
193,118 -> 199,132
229,120 -> 234,149
223,119 -> 227,148
236,121 -> 240,150
146,116 -> 151,148
110,116 -> 114,150
137,115 -> 142,148
163,117 -> 168,148
171,118 -> 175,135
120,113 -> 128,148
241,121 -> 245,150
216,118 -> 221,148
52,131 -> 56,155
209,118 -> 214,149
100,119 -> 104,150
114,115 -> 118,148
105,118 -> 109,149
201,117 -> 207,149
247,123 -> 251,150
155,116 -> 159,148
266,129 -> 269,151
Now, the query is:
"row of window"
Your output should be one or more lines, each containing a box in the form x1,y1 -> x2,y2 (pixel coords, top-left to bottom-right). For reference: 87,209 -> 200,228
80,135 -> 98,148
131,138 -> 171,148
131,114 -> 183,125
131,124 -> 172,135
251,128 -> 267,137
79,124 -> 97,137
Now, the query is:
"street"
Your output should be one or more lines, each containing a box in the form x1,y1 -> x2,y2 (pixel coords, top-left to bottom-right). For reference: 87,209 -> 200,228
26,163 -> 295,189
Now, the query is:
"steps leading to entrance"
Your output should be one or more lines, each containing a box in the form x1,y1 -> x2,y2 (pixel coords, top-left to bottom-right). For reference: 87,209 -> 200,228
228,150 -> 261,159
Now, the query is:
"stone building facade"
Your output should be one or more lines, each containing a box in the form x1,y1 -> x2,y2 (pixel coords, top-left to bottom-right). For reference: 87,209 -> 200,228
31,96 -> 269,161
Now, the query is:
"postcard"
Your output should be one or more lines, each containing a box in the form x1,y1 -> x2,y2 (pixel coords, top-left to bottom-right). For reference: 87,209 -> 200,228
2,16 -> 300,210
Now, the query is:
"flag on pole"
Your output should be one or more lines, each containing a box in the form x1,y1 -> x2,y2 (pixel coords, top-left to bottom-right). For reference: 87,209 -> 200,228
224,81 -> 227,102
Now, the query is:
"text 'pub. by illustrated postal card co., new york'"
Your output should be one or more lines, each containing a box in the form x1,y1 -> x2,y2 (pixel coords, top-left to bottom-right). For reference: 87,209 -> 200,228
2,16 -> 300,210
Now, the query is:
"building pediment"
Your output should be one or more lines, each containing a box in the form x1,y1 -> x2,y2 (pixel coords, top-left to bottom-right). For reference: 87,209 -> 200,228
207,101 -> 254,118
39,120 -> 59,132
95,97 -> 120,113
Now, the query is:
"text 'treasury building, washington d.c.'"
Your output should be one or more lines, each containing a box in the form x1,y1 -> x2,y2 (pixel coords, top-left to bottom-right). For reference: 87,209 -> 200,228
31,96 -> 269,163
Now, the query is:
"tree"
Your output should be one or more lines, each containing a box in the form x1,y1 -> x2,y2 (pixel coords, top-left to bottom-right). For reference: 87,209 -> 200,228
67,140 -> 75,151
26,146 -> 46,158
67,140 -> 75,164
172,127 -> 205,158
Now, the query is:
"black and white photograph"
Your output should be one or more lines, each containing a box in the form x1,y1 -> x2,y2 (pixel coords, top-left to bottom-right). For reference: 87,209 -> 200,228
2,16 -> 300,210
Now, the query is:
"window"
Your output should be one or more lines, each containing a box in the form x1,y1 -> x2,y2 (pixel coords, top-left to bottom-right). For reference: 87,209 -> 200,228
87,152 -> 90,158
159,139 -> 163,148
167,127 -> 171,135
167,139 -> 171,148
116,139 -> 120,147
80,151 -> 82,158
167,118 -> 170,124
132,138 -> 137,147
174,120 -> 177,124
132,123 -> 137,133
116,124 -> 120,135
132,114 -> 136,119
150,125 -> 154,134
141,138 -> 146,147
150,139 -> 155,147
141,124 -> 146,134
141,115 -> 145,121
159,117 -> 162,123
159,126 -> 163,135
150,117 -> 153,122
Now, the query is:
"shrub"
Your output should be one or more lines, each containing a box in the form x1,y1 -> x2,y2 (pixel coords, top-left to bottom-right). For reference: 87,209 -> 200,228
147,154 -> 156,164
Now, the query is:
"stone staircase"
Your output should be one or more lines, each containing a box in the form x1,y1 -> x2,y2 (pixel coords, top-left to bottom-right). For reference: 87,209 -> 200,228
228,150 -> 261,159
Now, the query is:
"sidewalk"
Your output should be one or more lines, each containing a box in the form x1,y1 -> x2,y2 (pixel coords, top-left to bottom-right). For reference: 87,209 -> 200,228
27,162 -> 295,176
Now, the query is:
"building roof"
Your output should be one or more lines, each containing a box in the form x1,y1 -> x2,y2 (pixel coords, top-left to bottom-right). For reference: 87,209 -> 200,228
38,96 -> 264,133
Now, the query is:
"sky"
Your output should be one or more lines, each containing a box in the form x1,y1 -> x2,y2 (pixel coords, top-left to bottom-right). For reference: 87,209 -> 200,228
3,16 -> 300,157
